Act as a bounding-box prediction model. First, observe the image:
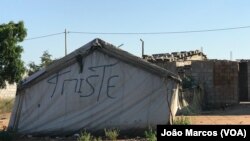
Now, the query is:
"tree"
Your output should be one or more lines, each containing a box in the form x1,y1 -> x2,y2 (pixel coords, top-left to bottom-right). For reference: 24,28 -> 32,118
27,50 -> 53,76
40,50 -> 53,67
27,62 -> 40,76
0,21 -> 27,88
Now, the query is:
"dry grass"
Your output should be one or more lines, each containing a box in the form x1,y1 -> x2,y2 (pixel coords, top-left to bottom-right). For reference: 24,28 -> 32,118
0,98 -> 14,114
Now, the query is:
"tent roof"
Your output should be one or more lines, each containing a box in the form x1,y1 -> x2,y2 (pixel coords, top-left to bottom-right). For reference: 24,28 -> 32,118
20,38 -> 180,90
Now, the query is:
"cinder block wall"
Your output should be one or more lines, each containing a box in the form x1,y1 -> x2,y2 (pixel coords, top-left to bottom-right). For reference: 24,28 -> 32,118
191,60 -> 239,108
248,61 -> 250,100
149,59 -> 239,108
152,62 -> 177,74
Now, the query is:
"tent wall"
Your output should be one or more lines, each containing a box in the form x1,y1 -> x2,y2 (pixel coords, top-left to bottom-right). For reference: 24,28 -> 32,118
9,51 -> 178,135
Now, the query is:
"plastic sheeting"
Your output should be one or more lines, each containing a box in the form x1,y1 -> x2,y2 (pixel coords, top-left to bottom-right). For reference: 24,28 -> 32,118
9,49 -> 179,135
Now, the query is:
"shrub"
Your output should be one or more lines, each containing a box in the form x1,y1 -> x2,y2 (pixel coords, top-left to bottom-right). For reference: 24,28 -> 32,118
92,136 -> 102,141
173,116 -> 191,125
77,131 -> 92,141
77,131 -> 102,141
144,127 -> 156,141
104,128 -> 119,140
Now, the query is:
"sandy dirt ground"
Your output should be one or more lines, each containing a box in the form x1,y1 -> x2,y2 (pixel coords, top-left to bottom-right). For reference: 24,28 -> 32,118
1,103 -> 250,140
187,115 -> 250,125
184,102 -> 250,125
0,113 -> 10,131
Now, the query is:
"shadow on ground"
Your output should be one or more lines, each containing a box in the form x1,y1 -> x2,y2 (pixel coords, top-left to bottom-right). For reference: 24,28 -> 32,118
200,102 -> 250,116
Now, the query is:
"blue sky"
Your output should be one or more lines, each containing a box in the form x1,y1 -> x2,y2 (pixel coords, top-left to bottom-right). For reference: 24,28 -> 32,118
1,0 -> 250,65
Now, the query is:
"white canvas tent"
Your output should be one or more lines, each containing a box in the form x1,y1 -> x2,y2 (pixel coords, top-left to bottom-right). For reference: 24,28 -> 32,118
9,38 -> 181,135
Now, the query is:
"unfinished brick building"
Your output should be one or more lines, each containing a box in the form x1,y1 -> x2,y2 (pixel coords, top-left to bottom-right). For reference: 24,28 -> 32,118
145,51 -> 240,109
191,60 -> 239,108
238,60 -> 250,101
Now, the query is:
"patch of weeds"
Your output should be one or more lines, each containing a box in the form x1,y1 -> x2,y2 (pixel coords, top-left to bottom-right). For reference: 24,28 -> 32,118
104,128 -> 119,140
144,127 -> 156,141
77,131 -> 91,141
173,116 -> 191,125
0,98 -> 14,114
92,136 -> 102,141
77,131 -> 102,141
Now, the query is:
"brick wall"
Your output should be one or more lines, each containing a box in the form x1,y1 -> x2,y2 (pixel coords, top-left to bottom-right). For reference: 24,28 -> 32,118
152,62 -> 177,74
191,60 -> 239,108
148,59 -> 239,108
248,61 -> 250,100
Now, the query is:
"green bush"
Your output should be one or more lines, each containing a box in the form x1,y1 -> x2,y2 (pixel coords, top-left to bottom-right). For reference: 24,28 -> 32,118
182,76 -> 196,89
92,136 -> 102,141
104,128 -> 119,140
77,131 -> 102,141
144,127 -> 156,141
173,116 -> 191,125
77,131 -> 92,141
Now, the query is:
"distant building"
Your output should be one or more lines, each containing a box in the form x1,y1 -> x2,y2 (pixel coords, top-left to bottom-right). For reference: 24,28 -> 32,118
144,50 -> 207,63
238,60 -> 250,102
145,50 -> 239,109
144,50 -> 207,76
0,83 -> 16,99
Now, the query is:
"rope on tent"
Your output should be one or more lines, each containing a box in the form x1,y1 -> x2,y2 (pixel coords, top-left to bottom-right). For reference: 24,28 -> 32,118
163,78 -> 174,124
178,75 -> 204,115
